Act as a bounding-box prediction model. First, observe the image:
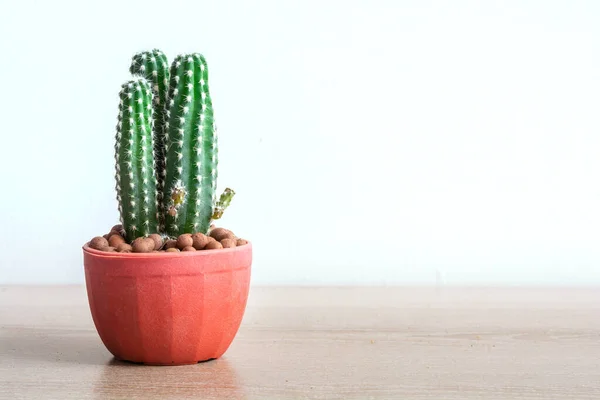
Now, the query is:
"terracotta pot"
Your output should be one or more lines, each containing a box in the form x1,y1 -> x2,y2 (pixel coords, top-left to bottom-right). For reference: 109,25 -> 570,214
82,242 -> 252,365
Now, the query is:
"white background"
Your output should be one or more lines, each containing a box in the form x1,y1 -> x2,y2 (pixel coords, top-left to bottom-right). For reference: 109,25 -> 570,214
1,0 -> 599,285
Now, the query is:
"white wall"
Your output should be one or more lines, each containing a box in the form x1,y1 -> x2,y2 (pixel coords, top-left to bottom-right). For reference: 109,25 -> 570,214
1,0 -> 599,285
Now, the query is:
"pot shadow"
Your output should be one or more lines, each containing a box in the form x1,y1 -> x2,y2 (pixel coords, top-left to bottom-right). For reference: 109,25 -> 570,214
2,325 -> 248,399
92,357 -> 247,400
0,325 -> 112,365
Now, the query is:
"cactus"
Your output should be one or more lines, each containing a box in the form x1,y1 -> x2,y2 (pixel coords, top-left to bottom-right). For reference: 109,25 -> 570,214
129,49 -> 170,231
212,188 -> 235,219
112,51 -> 233,243
114,77 -> 159,242
162,53 -> 218,237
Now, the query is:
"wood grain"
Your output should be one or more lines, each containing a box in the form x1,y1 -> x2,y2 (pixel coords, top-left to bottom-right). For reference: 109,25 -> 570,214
0,286 -> 599,399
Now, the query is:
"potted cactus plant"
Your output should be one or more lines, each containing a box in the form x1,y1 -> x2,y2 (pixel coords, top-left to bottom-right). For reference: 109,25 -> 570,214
82,49 -> 252,365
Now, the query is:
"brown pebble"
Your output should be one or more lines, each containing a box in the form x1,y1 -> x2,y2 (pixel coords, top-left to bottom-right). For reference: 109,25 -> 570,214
192,233 -> 209,250
108,232 -> 122,239
147,234 -> 163,250
111,224 -> 123,232
132,237 -> 154,253
105,246 -> 117,252
204,240 -> 223,250
164,240 -> 177,249
109,229 -> 122,237
165,248 -> 180,253
89,236 -> 109,250
144,237 -> 156,250
182,246 -> 196,252
221,238 -> 236,248
103,233 -> 110,240
236,238 -> 248,246
176,234 -> 193,250
108,234 -> 126,247
210,228 -> 235,241
116,243 -> 133,252
152,250 -> 161,253
121,249 -> 132,253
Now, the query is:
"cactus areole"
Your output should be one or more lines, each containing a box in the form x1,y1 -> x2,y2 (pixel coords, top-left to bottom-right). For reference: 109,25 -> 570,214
112,49 -> 234,243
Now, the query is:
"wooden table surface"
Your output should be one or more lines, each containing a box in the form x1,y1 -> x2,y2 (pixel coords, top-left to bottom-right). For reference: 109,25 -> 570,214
0,286 -> 599,399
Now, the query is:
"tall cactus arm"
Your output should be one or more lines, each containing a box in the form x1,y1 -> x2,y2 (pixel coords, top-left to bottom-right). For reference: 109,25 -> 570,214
130,49 -> 170,231
163,53 -> 217,236
114,77 -> 159,242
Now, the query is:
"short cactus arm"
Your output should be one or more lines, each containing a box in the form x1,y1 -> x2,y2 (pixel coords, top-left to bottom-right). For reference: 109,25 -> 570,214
212,188 -> 235,219
114,78 -> 159,241
130,49 -> 170,231
163,54 -> 217,236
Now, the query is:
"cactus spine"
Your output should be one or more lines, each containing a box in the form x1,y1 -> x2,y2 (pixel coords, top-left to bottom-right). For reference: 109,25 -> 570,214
114,78 -> 159,241
163,53 -> 218,237
129,49 -> 170,231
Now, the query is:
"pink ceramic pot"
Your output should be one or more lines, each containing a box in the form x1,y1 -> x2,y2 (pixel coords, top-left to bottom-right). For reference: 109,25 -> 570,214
82,243 -> 252,365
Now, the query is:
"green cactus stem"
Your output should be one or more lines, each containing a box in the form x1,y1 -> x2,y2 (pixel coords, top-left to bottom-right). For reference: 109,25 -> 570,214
163,53 -> 217,236
114,77 -> 159,242
212,188 -> 235,220
129,49 -> 170,231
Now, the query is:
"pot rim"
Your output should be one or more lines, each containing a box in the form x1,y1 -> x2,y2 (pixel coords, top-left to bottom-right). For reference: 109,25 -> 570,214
82,241 -> 252,259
